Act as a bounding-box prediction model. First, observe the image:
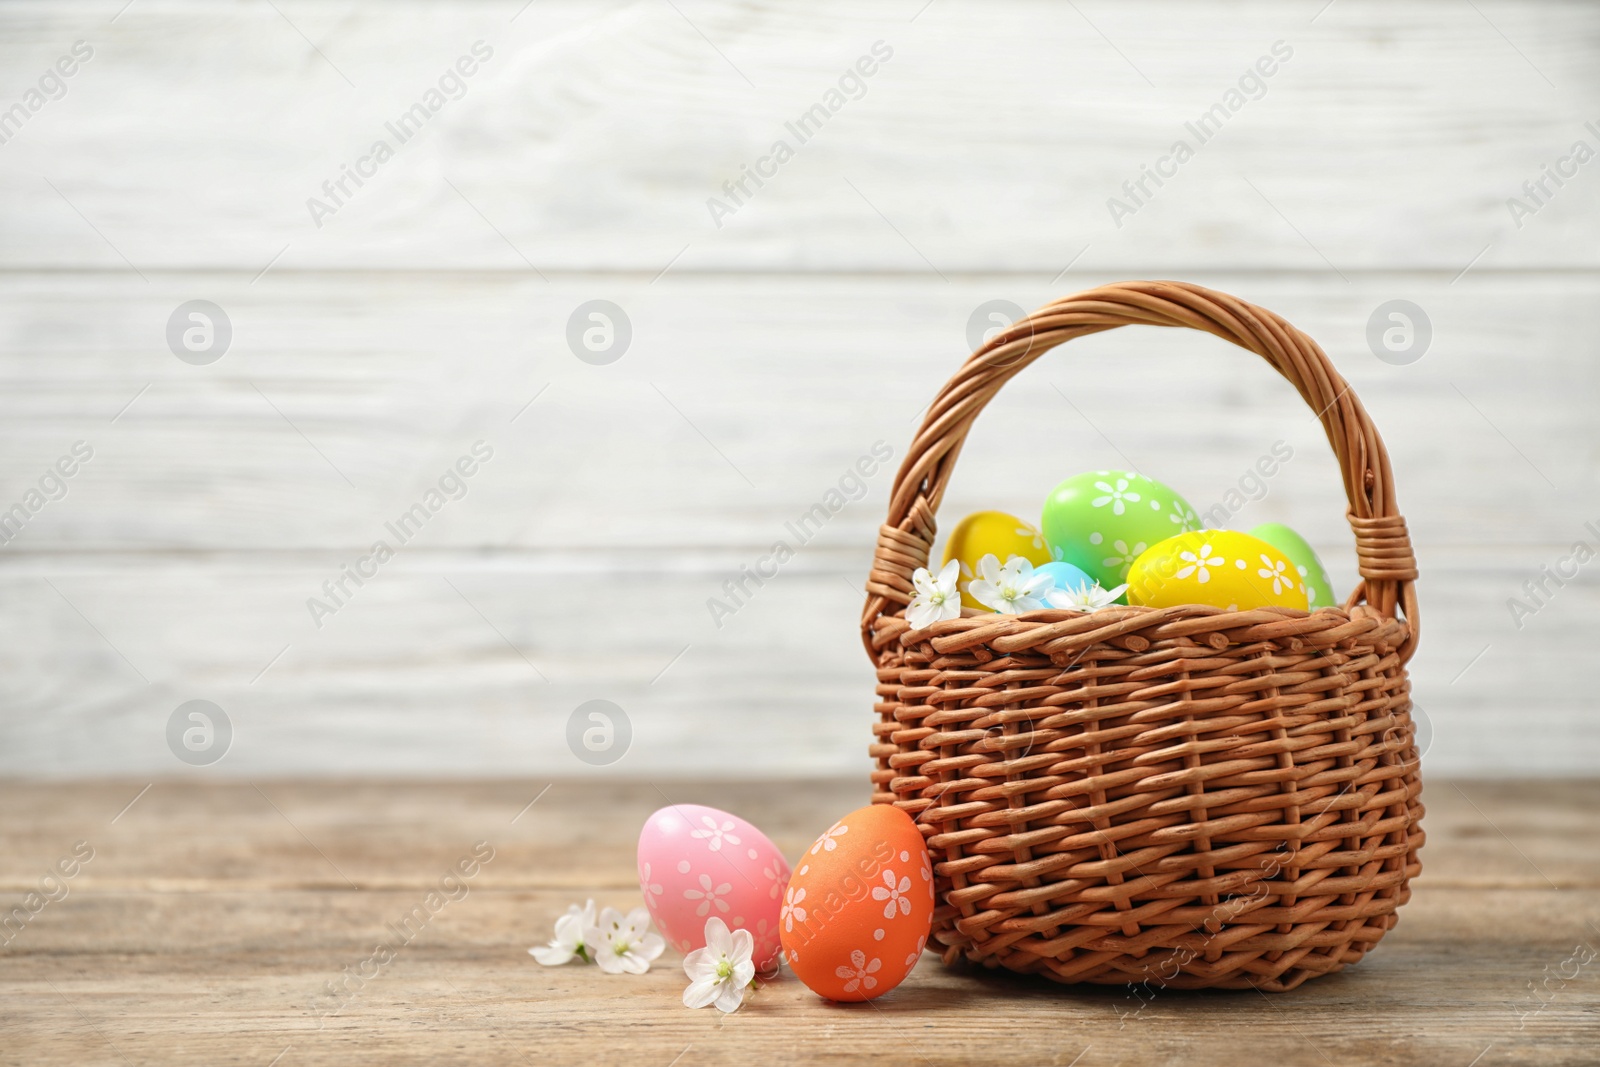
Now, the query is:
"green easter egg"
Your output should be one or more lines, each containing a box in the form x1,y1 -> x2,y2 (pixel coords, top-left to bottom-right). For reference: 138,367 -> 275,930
1040,470 -> 1201,589
1249,522 -> 1335,609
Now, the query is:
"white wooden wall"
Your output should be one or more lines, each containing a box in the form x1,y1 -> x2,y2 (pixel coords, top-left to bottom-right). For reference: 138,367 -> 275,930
0,0 -> 1595,777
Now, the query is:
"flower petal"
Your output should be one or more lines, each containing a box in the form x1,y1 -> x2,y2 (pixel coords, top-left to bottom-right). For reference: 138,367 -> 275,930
1019,573 -> 1053,597
703,916 -> 732,956
712,980 -> 746,1014
731,958 -> 756,987
981,588 -> 1016,613
683,975 -> 723,1009
530,944 -> 575,965
682,947 -> 716,980
1043,588 -> 1078,610
636,933 -> 665,962
728,927 -> 754,963
968,580 -> 1001,611
906,599 -> 937,630
552,912 -> 584,945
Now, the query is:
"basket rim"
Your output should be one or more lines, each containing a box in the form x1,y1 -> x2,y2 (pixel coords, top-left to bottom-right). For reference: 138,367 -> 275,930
873,599 -> 1408,658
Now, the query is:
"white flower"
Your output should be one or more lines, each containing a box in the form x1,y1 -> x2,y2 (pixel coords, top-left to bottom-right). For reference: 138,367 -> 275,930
1258,555 -> 1296,596
810,821 -> 848,855
871,869 -> 912,919
684,873 -> 732,917
1045,581 -> 1128,611
689,815 -> 740,852
781,885 -> 808,932
1091,477 -> 1141,516
586,906 -> 665,975
682,917 -> 755,1013
906,560 -> 961,629
906,934 -> 927,969
530,899 -> 596,965
761,860 -> 785,899
835,949 -> 882,994
1175,544 -> 1224,583
968,554 -> 1052,614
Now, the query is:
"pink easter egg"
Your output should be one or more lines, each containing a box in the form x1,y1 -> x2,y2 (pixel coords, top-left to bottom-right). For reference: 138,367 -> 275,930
637,803 -> 790,969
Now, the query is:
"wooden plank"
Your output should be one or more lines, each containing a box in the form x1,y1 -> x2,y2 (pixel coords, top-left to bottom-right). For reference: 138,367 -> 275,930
2,889 -> 1596,1067
0,1 -> 1594,272
2,778 -> 1595,891
0,270 -> 1589,552
0,560 -> 1596,777
0,780 -> 1596,1066
0,271 -> 1595,776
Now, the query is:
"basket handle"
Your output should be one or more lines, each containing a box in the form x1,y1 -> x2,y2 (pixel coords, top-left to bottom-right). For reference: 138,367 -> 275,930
861,280 -> 1419,662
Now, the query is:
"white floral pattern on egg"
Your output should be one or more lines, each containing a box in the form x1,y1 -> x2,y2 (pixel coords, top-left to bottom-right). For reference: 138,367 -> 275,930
780,804 -> 933,1002
1127,530 -> 1309,611
1042,470 -> 1201,589
637,804 -> 790,969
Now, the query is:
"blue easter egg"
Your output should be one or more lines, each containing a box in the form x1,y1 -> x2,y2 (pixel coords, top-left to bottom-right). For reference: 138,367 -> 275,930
1035,561 -> 1095,598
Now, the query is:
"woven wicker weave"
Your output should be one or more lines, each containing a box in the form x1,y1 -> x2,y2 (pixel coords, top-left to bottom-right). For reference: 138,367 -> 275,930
861,281 -> 1424,992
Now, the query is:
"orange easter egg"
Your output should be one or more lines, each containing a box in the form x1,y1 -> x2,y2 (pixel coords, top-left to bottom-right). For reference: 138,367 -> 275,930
779,804 -> 934,1002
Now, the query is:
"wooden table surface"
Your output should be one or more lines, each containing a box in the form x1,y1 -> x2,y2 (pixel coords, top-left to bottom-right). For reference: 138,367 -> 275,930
2,777 -> 1597,1066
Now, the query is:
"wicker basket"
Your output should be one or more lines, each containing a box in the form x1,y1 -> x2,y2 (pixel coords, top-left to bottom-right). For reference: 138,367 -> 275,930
861,280 -> 1423,992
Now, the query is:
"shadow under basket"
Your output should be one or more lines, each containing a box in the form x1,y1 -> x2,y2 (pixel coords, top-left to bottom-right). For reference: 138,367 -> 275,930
861,281 -> 1424,992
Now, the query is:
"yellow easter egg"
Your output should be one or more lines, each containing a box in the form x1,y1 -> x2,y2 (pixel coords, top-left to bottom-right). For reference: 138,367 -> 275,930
940,511 -> 1052,609
1126,530 -> 1310,612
